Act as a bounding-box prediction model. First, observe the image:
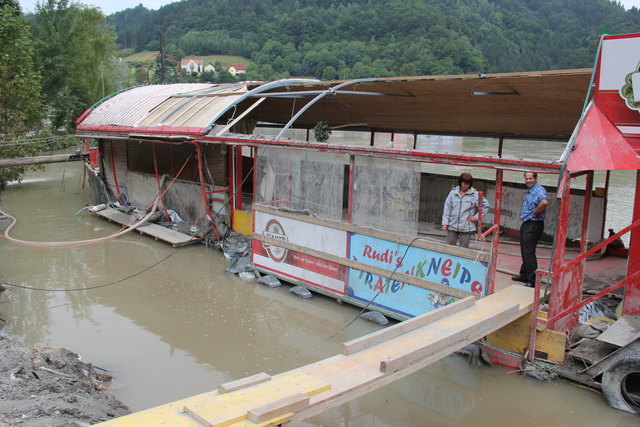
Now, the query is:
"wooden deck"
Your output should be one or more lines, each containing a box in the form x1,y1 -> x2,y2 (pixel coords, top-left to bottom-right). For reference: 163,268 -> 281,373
94,285 -> 534,426
94,207 -> 195,246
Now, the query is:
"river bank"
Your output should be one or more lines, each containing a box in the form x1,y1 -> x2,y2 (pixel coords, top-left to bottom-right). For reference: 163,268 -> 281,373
0,286 -> 130,426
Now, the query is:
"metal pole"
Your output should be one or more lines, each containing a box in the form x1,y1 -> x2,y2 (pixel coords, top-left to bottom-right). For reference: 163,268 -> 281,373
487,170 -> 503,295
624,170 -> 640,315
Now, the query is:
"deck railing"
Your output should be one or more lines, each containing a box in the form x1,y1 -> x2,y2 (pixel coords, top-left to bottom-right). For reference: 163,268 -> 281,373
526,217 -> 640,362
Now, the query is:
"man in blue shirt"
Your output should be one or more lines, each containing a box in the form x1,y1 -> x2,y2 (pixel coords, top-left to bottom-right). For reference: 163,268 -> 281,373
512,172 -> 549,287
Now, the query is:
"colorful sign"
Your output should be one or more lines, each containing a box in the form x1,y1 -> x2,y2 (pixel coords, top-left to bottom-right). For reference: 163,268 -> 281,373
347,233 -> 487,318
253,212 -> 348,294
597,33 -> 640,136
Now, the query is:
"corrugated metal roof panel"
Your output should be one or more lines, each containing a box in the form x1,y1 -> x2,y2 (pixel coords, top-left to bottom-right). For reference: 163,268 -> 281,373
79,83 -> 247,130
139,85 -> 247,128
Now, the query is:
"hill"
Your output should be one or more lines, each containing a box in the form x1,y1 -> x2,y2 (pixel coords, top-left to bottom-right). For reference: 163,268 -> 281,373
107,0 -> 640,81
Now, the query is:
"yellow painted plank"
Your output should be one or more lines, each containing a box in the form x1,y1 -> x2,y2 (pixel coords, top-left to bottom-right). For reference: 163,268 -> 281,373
486,312 -> 567,362
94,372 -> 329,426
232,412 -> 293,427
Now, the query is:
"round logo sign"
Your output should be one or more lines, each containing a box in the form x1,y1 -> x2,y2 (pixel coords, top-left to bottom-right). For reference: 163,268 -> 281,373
262,219 -> 288,262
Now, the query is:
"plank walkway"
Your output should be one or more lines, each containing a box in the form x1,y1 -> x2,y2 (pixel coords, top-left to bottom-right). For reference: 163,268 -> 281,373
0,153 -> 87,168
95,285 -> 534,426
94,207 -> 195,246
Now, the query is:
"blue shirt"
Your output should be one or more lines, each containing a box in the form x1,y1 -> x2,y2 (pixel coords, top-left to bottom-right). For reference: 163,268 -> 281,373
520,182 -> 548,221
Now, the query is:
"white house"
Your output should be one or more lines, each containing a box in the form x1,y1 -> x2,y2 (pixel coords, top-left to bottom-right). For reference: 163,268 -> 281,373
181,59 -> 204,74
225,64 -> 247,76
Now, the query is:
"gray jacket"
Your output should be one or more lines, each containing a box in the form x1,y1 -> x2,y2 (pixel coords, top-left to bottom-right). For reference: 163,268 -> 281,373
442,186 -> 489,232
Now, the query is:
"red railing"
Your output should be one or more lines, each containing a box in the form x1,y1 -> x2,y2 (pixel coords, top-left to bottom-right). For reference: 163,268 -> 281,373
526,218 -> 640,362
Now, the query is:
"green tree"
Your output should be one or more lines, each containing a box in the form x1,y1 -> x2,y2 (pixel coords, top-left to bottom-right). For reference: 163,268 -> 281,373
33,1 -> 123,131
0,3 -> 44,186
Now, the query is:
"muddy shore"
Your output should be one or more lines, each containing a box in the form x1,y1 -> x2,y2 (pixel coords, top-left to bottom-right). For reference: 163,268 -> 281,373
0,289 -> 130,426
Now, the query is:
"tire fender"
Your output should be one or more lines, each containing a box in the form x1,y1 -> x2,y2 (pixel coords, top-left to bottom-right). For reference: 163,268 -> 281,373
602,351 -> 640,415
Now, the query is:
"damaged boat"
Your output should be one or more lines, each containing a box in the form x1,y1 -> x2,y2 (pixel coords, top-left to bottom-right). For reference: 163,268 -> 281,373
76,33 -> 640,414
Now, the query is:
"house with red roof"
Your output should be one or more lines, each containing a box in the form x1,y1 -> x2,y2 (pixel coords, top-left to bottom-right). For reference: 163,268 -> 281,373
181,59 -> 203,74
225,64 -> 247,77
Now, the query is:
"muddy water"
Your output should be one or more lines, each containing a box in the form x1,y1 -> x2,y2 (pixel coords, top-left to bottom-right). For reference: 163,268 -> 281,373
0,155 -> 638,426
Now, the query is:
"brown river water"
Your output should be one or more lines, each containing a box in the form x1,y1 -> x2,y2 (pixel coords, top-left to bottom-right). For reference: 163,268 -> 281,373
0,150 -> 638,426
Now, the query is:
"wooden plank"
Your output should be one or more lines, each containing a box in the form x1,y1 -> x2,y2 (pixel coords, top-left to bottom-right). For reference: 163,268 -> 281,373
380,303 -> 520,373
291,287 -> 535,422
183,406 -> 213,427
255,234 -> 478,299
94,207 -> 194,246
342,296 -> 476,355
253,203 -> 489,262
234,413 -> 293,426
247,393 -> 309,424
0,153 -> 86,168
218,372 -> 271,394
486,312 -> 567,363
596,315 -> 640,347
173,372 -> 329,427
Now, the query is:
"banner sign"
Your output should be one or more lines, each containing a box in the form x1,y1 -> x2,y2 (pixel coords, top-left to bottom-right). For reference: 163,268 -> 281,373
347,233 -> 487,318
253,211 -> 347,294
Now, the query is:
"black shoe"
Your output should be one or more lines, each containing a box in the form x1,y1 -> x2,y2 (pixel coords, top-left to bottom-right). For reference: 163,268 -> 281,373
511,276 -> 528,283
525,282 -> 535,288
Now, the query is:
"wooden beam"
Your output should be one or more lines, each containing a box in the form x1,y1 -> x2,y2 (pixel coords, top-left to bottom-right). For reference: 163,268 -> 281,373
247,393 -> 309,424
380,303 -> 520,373
218,372 -> 271,394
253,203 -> 490,262
254,234 -> 479,299
342,296 -> 476,355
0,153 -> 88,168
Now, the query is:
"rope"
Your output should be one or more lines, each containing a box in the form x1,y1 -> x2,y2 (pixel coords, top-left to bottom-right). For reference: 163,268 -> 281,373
0,249 -> 180,292
326,236 -> 426,338
0,152 -> 193,249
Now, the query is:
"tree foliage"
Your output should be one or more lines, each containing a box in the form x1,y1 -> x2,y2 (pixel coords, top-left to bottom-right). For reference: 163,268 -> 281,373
0,1 -> 126,186
0,4 -> 44,186
32,0 -> 124,131
108,0 -> 640,81
0,5 -> 43,137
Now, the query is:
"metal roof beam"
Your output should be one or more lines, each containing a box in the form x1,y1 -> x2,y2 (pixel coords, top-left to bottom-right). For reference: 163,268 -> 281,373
275,77 -> 379,140
202,78 -> 320,134
247,90 -> 413,98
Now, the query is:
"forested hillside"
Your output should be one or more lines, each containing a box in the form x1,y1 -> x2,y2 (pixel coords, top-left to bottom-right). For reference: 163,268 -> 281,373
108,0 -> 639,80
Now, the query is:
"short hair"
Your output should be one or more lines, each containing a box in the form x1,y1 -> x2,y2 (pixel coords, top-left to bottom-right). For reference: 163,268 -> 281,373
458,172 -> 473,186
524,171 -> 537,179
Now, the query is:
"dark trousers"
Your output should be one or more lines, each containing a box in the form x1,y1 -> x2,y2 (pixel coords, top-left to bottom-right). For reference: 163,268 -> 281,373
446,230 -> 472,248
519,220 -> 544,283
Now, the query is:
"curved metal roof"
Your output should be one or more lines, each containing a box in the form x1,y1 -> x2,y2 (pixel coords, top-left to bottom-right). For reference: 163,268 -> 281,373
76,69 -> 592,140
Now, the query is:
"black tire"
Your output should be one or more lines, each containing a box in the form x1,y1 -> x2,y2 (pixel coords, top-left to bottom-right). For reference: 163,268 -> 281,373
602,351 -> 640,415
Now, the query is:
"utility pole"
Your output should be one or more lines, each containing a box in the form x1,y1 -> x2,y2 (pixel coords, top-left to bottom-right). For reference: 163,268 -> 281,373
160,33 -> 166,84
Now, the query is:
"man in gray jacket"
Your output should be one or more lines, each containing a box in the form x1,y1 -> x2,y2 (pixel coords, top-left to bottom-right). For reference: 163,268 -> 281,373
441,173 -> 489,247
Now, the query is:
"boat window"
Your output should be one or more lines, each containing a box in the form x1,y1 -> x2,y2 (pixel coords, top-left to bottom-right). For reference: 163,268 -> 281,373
351,156 -> 420,236
255,147 -> 345,221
